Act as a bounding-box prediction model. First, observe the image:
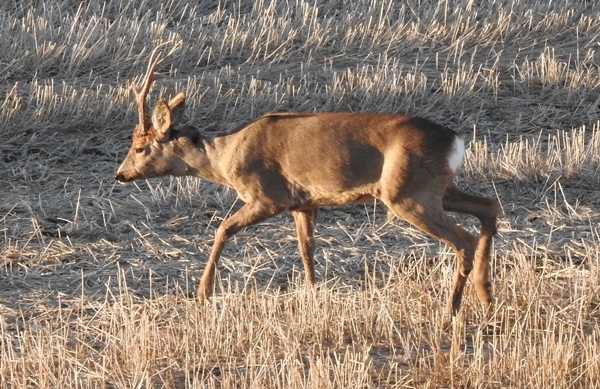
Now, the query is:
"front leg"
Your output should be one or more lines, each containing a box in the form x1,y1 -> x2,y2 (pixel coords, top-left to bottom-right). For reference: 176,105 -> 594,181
292,208 -> 318,286
198,202 -> 283,301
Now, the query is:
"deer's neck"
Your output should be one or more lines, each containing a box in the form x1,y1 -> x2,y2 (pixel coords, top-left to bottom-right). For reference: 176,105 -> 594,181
171,126 -> 230,187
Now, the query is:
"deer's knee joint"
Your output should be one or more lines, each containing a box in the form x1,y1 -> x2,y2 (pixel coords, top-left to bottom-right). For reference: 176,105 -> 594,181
460,261 -> 473,277
216,222 -> 240,241
457,247 -> 475,276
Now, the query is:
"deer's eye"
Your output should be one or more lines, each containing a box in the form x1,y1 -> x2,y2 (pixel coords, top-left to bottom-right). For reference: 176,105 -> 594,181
135,147 -> 145,154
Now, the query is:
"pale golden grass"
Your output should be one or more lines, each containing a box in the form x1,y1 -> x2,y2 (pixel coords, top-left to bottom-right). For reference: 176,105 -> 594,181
2,0 -> 600,387
2,257 -> 600,388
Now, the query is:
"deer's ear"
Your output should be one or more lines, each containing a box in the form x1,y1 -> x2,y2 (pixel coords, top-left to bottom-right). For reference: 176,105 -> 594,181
151,99 -> 172,135
168,92 -> 186,125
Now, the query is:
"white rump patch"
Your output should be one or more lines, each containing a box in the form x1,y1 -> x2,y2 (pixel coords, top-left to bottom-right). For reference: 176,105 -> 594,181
447,136 -> 465,173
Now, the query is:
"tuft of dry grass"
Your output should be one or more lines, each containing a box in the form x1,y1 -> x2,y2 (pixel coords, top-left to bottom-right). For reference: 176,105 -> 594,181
2,0 -> 600,387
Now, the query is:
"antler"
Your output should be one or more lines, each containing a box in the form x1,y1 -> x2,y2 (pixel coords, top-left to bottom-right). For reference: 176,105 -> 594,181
132,46 -> 164,134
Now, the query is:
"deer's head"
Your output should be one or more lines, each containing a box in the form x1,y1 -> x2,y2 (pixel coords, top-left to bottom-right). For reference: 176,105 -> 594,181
115,49 -> 188,182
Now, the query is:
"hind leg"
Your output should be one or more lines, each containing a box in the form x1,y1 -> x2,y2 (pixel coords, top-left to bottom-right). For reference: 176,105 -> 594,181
443,184 -> 498,307
384,196 -> 478,316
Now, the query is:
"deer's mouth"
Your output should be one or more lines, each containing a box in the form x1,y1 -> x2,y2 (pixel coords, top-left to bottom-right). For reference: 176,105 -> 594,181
115,171 -> 134,183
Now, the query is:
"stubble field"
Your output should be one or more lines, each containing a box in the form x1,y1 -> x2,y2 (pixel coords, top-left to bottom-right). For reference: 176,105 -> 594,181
2,0 -> 600,387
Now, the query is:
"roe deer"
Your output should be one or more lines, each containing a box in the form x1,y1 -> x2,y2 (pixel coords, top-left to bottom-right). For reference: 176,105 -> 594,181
116,48 -> 499,315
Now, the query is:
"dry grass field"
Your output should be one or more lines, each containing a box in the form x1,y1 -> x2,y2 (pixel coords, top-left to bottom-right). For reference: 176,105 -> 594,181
2,0 -> 600,387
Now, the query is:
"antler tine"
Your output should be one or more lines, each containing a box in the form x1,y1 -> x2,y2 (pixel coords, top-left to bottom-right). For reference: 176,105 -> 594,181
133,46 -> 165,132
